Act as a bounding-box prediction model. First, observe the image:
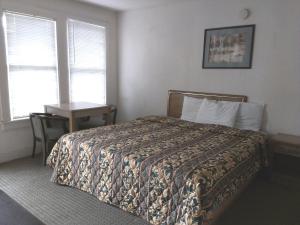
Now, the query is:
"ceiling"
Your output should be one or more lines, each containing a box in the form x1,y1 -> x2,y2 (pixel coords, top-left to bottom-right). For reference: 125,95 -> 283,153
76,0 -> 183,11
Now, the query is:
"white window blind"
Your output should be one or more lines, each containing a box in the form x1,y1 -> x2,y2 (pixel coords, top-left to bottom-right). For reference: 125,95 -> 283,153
68,19 -> 106,104
4,12 -> 59,120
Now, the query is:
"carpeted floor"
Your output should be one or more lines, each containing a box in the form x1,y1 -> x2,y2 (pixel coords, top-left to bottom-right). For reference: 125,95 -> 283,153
0,156 -> 300,225
0,189 -> 44,225
0,156 -> 150,225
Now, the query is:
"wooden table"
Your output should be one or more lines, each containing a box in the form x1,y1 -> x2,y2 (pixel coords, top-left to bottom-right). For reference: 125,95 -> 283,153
269,133 -> 300,158
44,102 -> 111,132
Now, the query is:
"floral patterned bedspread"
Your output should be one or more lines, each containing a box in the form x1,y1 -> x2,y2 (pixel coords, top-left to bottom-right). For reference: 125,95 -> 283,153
47,116 -> 267,225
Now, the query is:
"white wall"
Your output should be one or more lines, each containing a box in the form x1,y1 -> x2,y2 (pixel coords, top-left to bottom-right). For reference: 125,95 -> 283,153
0,0 -> 118,163
118,0 -> 300,135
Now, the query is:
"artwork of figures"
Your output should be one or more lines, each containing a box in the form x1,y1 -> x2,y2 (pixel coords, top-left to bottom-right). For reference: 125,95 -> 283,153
202,25 -> 255,68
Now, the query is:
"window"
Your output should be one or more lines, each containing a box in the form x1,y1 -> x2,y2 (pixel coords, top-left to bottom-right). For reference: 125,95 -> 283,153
3,12 -> 59,120
68,19 -> 106,104
0,12 -> 109,123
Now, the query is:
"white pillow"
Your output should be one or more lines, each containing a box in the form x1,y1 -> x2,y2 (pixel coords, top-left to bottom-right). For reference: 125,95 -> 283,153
181,96 -> 203,122
235,102 -> 265,131
195,98 -> 240,127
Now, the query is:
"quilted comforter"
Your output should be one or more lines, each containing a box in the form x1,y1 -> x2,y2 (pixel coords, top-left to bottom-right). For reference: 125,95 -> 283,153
47,116 -> 267,225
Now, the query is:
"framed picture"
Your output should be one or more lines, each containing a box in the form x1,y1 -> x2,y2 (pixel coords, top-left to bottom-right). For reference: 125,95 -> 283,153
202,24 -> 255,69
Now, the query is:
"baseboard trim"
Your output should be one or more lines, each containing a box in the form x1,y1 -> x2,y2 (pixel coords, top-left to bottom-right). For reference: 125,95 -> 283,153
0,146 -> 41,164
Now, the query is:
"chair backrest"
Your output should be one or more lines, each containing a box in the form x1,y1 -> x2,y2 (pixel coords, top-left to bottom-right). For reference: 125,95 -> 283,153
30,113 -> 47,141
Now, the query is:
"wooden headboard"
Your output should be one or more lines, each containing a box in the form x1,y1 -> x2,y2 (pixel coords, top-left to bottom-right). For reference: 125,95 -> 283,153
167,90 -> 248,118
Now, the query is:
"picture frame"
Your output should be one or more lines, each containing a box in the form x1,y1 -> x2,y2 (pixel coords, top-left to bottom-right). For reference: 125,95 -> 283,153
202,24 -> 255,69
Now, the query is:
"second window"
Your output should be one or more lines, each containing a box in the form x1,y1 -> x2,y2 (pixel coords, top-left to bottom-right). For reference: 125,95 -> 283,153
68,19 -> 106,105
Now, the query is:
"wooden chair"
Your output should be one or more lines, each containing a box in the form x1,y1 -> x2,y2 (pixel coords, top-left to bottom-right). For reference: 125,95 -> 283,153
29,113 -> 68,165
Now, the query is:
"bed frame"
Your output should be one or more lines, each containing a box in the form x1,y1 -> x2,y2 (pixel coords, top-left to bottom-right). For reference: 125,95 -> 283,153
167,89 -> 247,118
167,90 -> 250,225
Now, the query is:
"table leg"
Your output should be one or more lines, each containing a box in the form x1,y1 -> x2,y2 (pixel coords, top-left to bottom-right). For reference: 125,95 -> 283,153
69,115 -> 77,132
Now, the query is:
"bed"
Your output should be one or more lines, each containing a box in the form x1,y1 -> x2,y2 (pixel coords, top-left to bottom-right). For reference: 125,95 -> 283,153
47,90 -> 268,225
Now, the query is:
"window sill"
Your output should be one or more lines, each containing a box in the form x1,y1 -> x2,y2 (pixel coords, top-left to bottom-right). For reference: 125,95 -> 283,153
0,118 -> 31,131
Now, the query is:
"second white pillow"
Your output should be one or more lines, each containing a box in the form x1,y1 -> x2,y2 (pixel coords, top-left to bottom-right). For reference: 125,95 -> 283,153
195,98 -> 240,127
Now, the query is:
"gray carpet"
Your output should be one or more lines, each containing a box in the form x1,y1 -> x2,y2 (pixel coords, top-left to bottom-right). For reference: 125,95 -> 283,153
0,190 -> 44,225
0,156 -> 150,225
217,175 -> 300,225
1,156 -> 300,225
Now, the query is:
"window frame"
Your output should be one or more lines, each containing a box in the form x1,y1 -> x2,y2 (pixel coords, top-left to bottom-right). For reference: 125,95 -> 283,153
0,10 -> 13,124
0,8 -> 61,127
66,18 -> 108,105
3,11 -> 60,121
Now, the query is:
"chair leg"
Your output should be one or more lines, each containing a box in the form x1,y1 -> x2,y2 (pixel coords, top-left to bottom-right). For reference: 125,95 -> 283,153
44,142 -> 49,166
32,139 -> 36,158
41,141 -> 46,166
